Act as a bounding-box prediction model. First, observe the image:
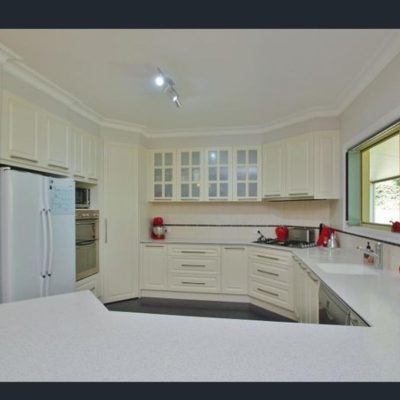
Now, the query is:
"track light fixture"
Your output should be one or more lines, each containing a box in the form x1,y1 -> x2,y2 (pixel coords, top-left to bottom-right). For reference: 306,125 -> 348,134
154,67 -> 182,108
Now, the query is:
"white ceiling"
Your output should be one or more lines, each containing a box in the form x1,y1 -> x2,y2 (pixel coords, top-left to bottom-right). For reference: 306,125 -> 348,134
0,29 -> 399,135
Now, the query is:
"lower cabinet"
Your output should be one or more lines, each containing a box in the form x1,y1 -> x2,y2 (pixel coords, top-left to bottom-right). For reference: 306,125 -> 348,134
75,273 -> 101,298
221,246 -> 248,294
140,244 -> 168,290
248,247 -> 294,312
293,256 -> 320,324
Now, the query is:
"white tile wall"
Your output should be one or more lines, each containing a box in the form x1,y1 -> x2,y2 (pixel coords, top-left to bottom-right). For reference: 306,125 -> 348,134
146,200 -> 331,242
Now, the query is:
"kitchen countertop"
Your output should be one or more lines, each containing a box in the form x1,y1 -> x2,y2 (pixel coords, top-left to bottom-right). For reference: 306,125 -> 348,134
0,242 -> 399,381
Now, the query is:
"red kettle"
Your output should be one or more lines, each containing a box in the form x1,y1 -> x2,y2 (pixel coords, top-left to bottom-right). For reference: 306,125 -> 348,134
275,226 -> 289,241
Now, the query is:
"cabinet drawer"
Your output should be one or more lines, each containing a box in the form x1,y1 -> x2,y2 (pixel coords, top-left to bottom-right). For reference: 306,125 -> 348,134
250,261 -> 292,285
249,278 -> 294,311
168,275 -> 220,293
249,247 -> 292,266
168,245 -> 220,257
168,257 -> 219,274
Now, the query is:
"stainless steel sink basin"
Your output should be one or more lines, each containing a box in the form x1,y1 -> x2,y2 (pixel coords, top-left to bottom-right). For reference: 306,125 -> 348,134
317,263 -> 379,275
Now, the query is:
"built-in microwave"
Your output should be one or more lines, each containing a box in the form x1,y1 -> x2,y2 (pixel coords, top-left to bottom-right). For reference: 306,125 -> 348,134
75,187 -> 90,209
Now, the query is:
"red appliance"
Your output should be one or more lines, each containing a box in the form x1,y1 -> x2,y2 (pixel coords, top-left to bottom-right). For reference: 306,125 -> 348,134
151,216 -> 166,240
275,226 -> 289,241
317,224 -> 332,246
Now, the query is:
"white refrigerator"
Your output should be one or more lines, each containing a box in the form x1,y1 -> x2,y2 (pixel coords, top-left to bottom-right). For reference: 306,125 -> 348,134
0,167 -> 75,303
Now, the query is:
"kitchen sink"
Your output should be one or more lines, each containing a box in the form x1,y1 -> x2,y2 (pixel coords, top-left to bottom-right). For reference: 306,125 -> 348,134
317,263 -> 379,275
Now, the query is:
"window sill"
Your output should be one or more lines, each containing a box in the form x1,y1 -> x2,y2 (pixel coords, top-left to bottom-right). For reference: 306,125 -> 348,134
343,224 -> 400,245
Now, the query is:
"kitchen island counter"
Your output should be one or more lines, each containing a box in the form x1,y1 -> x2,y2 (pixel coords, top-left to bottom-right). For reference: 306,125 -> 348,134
0,289 -> 399,381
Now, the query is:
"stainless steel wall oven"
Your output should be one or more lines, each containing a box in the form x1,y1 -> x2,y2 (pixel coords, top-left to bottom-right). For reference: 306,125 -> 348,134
76,210 -> 99,281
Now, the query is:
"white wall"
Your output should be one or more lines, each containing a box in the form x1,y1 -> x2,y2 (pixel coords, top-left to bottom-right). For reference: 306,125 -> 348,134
329,51 -> 400,270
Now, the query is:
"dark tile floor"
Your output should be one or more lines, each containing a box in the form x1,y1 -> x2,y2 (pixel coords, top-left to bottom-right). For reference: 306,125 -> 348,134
105,297 -> 294,322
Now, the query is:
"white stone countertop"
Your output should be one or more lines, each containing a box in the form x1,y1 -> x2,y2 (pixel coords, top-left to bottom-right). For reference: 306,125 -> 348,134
1,242 -> 399,381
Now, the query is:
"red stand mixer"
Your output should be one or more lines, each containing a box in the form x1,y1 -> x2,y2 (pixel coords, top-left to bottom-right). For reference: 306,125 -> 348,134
151,216 -> 166,240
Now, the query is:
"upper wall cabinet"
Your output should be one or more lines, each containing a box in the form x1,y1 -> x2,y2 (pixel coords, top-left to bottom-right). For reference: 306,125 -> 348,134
149,150 -> 176,200
1,91 -> 40,165
233,146 -> 262,201
0,91 -> 100,183
178,149 -> 203,201
205,147 -> 232,201
45,113 -> 70,172
262,131 -> 339,200
285,133 -> 314,198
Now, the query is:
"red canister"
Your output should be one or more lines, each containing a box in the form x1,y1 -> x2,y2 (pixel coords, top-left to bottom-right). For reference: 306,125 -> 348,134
275,226 -> 289,241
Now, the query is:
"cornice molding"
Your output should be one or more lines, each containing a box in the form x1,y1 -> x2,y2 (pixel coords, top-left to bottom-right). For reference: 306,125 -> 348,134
1,33 -> 400,139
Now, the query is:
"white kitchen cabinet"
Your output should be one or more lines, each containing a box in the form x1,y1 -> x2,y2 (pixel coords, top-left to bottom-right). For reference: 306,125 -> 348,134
293,256 -> 320,324
221,246 -> 248,294
71,127 -> 85,179
286,133 -> 314,197
204,147 -> 232,200
75,273 -> 101,299
103,142 -> 139,303
140,243 -> 168,290
233,146 -> 262,201
85,133 -> 99,181
45,113 -> 70,171
149,150 -> 176,200
262,140 -> 285,199
248,248 -> 294,313
1,91 -> 40,165
313,131 -> 340,199
177,149 -> 203,201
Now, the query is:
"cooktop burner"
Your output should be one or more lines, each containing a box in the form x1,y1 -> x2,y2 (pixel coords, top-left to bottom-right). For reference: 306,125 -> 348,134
253,238 -> 317,249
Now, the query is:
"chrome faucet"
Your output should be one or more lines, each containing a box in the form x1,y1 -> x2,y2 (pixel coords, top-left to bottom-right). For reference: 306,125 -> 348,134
356,242 -> 383,269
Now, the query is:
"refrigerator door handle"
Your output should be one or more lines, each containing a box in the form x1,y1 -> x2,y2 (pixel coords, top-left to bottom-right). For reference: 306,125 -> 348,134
40,209 -> 48,279
46,209 -> 54,278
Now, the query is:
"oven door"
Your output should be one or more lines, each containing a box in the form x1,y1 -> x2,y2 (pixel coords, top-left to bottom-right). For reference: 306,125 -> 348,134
76,219 -> 98,241
76,239 -> 99,281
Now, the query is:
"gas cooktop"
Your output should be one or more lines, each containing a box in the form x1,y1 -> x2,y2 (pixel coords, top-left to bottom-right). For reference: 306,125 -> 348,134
253,238 -> 317,249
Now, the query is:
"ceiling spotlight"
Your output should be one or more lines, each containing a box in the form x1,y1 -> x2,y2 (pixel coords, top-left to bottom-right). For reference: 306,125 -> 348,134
155,67 -> 182,108
155,75 -> 165,87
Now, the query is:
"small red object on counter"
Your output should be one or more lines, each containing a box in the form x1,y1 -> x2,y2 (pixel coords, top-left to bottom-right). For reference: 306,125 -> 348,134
317,224 -> 332,247
275,226 -> 289,241
390,220 -> 400,233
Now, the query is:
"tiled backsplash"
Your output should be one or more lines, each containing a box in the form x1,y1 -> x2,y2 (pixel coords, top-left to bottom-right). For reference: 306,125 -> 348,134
147,200 -> 331,241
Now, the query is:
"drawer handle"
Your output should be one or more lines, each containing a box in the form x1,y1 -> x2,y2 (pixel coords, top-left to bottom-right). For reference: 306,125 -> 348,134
257,269 -> 279,277
181,281 -> 206,285
257,255 -> 279,261
288,192 -> 309,196
181,264 -> 206,268
224,247 -> 245,250
181,251 -> 207,254
145,245 -> 164,248
263,194 -> 280,197
256,287 -> 279,297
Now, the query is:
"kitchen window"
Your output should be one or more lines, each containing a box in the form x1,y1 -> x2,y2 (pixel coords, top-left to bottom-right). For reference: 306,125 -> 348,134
346,121 -> 400,230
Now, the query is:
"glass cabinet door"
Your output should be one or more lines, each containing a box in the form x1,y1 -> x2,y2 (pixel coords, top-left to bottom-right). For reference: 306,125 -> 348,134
178,150 -> 202,200
233,147 -> 261,200
152,151 -> 175,200
205,148 -> 231,200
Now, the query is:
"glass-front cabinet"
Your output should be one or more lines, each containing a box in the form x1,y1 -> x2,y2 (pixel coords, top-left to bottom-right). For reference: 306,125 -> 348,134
205,148 -> 232,200
178,149 -> 203,200
233,146 -> 262,201
150,150 -> 176,200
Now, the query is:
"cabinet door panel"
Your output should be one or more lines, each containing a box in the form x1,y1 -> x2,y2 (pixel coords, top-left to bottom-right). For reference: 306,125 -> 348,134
141,245 -> 167,290
6,95 -> 39,163
221,246 -> 247,294
46,115 -> 70,170
286,134 -> 314,196
150,150 -> 176,200
263,142 -> 285,198
103,143 -> 139,302
71,128 -> 84,178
